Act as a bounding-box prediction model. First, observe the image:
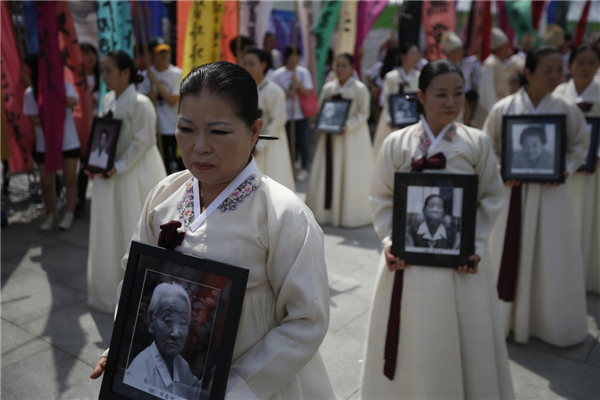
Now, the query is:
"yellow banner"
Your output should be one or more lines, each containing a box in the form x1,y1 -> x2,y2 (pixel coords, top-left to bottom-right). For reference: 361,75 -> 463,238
181,1 -> 225,80
334,1 -> 358,57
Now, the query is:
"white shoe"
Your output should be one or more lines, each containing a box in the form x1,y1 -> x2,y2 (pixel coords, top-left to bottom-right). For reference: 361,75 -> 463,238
297,169 -> 309,182
59,212 -> 74,231
40,214 -> 54,231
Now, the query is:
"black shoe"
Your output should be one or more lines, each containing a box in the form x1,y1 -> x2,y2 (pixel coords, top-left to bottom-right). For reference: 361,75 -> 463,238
75,202 -> 86,219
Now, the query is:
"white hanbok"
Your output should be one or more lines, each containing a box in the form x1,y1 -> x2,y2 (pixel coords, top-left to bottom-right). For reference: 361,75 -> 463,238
254,78 -> 296,191
306,77 -> 372,228
361,121 -> 514,399
372,68 -> 420,158
122,159 -> 335,399
87,84 -> 167,313
555,79 -> 600,294
483,88 -> 590,346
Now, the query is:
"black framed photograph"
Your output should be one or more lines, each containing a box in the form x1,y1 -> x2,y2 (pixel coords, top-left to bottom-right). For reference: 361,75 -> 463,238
84,116 -> 121,176
315,99 -> 352,134
100,241 -> 249,400
501,115 -> 566,183
578,117 -> 600,173
392,173 -> 478,268
389,92 -> 418,128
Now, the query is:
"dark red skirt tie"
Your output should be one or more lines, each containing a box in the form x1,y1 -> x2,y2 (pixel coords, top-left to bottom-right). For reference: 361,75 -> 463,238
497,185 -> 522,301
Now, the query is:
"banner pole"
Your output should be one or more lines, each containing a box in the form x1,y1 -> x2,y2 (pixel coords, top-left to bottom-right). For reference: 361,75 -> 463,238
290,0 -> 298,175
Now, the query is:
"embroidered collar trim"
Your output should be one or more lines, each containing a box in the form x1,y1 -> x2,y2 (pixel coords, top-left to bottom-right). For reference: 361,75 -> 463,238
419,116 -> 455,153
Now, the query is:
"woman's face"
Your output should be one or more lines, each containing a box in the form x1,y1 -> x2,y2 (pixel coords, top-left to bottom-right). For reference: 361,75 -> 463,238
418,72 -> 465,126
401,46 -> 421,71
176,94 -> 262,186
424,196 -> 445,222
99,56 -> 129,92
569,50 -> 600,85
525,53 -> 563,95
242,53 -> 265,83
150,293 -> 190,361
335,56 -> 353,82
521,135 -> 544,161
82,50 -> 98,74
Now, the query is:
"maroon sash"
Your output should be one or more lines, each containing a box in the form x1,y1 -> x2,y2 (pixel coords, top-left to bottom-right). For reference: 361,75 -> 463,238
576,102 -> 593,112
497,185 -> 522,301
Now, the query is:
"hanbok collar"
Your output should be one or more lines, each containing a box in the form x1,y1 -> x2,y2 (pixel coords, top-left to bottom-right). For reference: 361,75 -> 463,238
568,78 -> 595,103
417,221 -> 447,241
106,84 -> 136,119
150,341 -> 180,387
114,84 -> 136,108
399,67 -> 415,83
257,77 -> 270,92
187,156 -> 258,232
519,88 -> 549,115
419,116 -> 455,154
334,76 -> 356,93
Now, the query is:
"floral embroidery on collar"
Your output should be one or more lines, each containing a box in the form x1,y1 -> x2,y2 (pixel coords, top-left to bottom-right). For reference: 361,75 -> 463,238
220,174 -> 260,212
415,123 -> 456,154
177,178 -> 195,228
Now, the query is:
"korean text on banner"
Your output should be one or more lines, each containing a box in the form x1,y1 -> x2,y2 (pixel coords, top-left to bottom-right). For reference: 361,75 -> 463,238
241,1 -> 274,48
314,1 -> 342,93
298,0 -> 317,81
354,1 -> 388,75
422,1 -> 456,61
176,1 -> 193,68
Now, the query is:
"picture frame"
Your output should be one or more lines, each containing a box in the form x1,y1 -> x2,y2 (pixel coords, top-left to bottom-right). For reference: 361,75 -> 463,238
578,117 -> 600,173
501,114 -> 566,183
392,172 -> 478,268
84,116 -> 121,176
99,241 -> 249,400
389,92 -> 419,128
314,99 -> 352,134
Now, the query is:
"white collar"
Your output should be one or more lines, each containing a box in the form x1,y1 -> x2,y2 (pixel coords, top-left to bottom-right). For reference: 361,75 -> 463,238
568,79 -> 595,103
399,67 -> 414,83
417,221 -> 447,241
420,116 -> 454,153
150,341 -> 181,388
257,77 -> 269,92
113,84 -> 136,109
189,156 -> 258,232
334,77 -> 355,93
519,88 -> 549,115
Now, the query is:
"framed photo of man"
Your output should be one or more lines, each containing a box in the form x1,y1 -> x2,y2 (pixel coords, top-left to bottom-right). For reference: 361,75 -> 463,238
392,173 -> 478,268
84,117 -> 121,176
389,92 -> 418,128
578,117 -> 600,173
501,115 -> 566,183
99,241 -> 249,400
315,99 -> 352,134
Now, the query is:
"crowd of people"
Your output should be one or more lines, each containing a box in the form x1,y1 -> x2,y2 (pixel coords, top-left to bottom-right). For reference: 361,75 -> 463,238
4,21 -> 599,399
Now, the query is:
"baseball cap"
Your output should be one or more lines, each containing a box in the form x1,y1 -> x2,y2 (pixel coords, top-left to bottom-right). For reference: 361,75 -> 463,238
148,37 -> 171,53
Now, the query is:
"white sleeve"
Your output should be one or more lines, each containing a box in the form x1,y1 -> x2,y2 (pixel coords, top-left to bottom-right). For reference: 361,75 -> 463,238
345,84 -> 370,131
137,71 -> 150,95
170,69 -> 182,95
22,88 -> 39,116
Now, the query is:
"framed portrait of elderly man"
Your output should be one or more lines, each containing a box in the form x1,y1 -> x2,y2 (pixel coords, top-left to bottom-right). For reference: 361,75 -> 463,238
315,99 -> 352,134
392,173 -> 478,268
100,242 -> 248,400
84,116 -> 121,176
389,93 -> 419,128
578,117 -> 600,173
501,115 -> 566,183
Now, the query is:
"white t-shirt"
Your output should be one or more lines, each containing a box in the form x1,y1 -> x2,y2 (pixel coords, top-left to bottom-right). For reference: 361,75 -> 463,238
23,83 -> 81,153
138,64 -> 182,135
271,65 -> 314,120
271,49 -> 283,69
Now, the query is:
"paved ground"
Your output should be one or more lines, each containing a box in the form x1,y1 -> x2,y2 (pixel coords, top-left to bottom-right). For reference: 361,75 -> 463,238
1,173 -> 599,400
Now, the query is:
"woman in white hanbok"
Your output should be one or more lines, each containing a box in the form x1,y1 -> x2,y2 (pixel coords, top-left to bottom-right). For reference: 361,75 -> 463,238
361,60 -> 514,400
87,51 -> 166,313
483,46 -> 590,347
372,44 -> 421,159
306,53 -> 372,228
91,62 -> 335,399
554,43 -> 600,294
243,49 -> 295,191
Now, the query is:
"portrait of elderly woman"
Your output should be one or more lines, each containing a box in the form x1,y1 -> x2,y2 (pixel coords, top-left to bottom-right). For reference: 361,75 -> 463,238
316,100 -> 350,132
124,282 -> 202,400
511,125 -> 555,173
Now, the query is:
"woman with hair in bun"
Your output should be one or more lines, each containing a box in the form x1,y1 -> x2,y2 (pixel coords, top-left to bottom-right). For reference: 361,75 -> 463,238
362,59 -> 513,399
87,50 -> 166,313
90,62 -> 335,400
555,43 -> 600,294
483,46 -> 590,347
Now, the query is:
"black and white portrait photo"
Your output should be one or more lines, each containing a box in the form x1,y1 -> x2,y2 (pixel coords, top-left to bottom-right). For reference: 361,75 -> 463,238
87,128 -> 111,169
85,117 -> 121,174
510,124 -> 556,174
315,99 -> 351,134
405,186 -> 462,255
389,93 -> 418,127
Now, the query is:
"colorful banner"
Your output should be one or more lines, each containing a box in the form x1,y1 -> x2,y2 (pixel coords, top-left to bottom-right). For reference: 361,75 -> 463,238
481,1 -> 492,60
354,0 -> 388,76
468,1 -> 487,57
241,1 -> 274,47
176,1 -> 193,68
399,1 -> 422,48
422,0 -> 456,61
55,1 -> 93,157
270,10 -> 304,57
96,1 -> 134,112
220,1 -> 238,64
531,1 -> 546,32
1,2 -> 34,173
298,0 -> 317,81
497,1 -> 515,50
23,1 -> 38,55
335,1 -> 358,56
181,1 -> 225,79
575,0 -> 591,46
505,0 -> 539,43
36,1 -> 67,173
314,1 -> 342,93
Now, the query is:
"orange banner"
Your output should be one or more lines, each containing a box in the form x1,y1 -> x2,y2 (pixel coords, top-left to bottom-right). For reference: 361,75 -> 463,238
176,1 -> 193,67
422,0 -> 456,61
220,1 -> 238,64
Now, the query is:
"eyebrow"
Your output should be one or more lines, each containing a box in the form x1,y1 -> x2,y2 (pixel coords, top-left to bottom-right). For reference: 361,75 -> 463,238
178,117 -> 194,124
207,121 -> 231,126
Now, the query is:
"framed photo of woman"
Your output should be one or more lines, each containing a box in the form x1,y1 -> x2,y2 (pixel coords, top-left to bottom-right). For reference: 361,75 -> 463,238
578,117 -> 600,173
315,99 -> 352,134
392,173 -> 478,268
389,92 -> 418,128
84,117 -> 121,176
99,241 -> 249,400
501,115 -> 566,183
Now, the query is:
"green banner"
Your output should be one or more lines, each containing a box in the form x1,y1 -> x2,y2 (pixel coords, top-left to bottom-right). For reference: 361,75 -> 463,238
314,0 -> 342,93
505,0 -> 540,43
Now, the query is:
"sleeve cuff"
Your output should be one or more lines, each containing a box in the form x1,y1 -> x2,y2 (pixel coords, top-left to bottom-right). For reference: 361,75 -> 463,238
474,240 -> 485,260
102,348 -> 109,358
566,160 -> 578,177
114,159 -> 126,174
382,236 -> 392,249
225,371 -> 258,400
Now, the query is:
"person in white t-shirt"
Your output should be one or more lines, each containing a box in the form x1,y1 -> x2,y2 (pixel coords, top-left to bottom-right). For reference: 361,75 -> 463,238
271,45 -> 314,181
137,36 -> 183,174
264,31 -> 283,70
22,55 -> 81,232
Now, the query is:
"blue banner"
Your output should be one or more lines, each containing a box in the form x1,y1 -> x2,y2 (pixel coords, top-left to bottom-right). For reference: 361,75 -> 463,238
22,1 -> 38,54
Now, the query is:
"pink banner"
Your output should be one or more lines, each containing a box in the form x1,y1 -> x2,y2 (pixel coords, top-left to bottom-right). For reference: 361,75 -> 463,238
1,2 -> 34,173
36,1 -> 66,173
469,1 -> 486,57
497,1 -> 515,51
354,0 -> 388,76
422,0 -> 456,61
298,0 -> 318,81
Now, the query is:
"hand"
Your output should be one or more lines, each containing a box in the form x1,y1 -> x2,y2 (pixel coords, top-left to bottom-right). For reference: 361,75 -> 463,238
90,356 -> 107,379
384,246 -> 410,272
504,179 -> 521,187
147,69 -> 158,85
544,171 -> 569,187
291,74 -> 300,87
97,167 -> 116,179
287,88 -> 297,98
455,254 -> 480,274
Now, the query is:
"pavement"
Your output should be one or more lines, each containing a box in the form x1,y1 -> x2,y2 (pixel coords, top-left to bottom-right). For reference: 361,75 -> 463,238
1,172 -> 599,400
